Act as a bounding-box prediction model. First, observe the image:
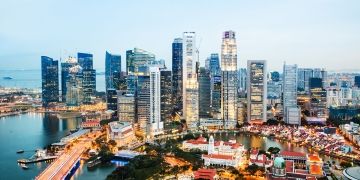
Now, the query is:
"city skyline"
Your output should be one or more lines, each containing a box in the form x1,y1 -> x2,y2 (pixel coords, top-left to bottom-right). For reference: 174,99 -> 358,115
1,0 -> 360,71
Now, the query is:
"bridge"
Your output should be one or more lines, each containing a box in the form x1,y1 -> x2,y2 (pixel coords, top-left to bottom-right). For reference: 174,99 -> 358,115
36,131 -> 102,180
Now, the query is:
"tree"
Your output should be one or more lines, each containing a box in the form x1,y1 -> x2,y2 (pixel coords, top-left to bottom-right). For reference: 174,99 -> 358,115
267,147 -> 280,154
340,161 -> 352,169
108,140 -> 117,147
246,164 -> 259,175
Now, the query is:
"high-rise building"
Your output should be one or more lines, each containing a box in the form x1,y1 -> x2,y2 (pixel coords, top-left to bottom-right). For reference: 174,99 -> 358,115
211,75 -> 221,119
199,67 -> 211,118
172,38 -> 183,111
298,68 -> 327,93
354,76 -> 360,88
149,67 -> 163,137
61,57 -> 77,102
106,89 -> 118,117
126,48 -> 156,94
247,60 -> 267,124
182,32 -> 199,128
137,75 -> 150,135
41,56 -> 59,107
160,70 -> 172,122
105,51 -> 121,91
66,65 -> 83,106
238,68 -> 247,97
283,64 -> 300,125
118,91 -> 135,123
270,71 -> 280,82
209,53 -> 220,76
310,78 -> 327,118
126,48 -> 155,75
221,30 -> 238,128
78,53 -> 96,104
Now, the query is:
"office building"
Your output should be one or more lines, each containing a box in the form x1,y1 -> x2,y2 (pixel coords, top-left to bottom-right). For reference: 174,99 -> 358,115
221,30 -> 238,129
310,78 -> 327,118
238,68 -> 247,96
211,75 -> 222,119
117,91 -> 135,123
41,56 -> 59,107
105,51 -> 121,91
106,89 -> 118,116
355,76 -> 360,88
247,60 -> 267,124
199,67 -> 211,118
209,53 -> 220,76
182,32 -> 199,128
172,38 -> 183,110
283,64 -> 300,124
66,65 -> 83,106
160,70 -> 172,122
270,71 -> 280,82
61,57 -> 78,102
149,67 -> 163,137
78,53 -> 96,104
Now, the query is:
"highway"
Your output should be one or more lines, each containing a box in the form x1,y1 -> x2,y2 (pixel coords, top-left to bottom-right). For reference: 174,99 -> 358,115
36,131 -> 101,180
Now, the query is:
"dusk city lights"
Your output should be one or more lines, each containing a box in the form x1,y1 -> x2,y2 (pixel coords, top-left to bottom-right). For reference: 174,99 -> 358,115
1,1 -> 360,180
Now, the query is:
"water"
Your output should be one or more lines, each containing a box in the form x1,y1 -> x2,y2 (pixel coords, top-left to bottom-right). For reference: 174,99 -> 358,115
0,113 -> 338,179
0,69 -> 105,92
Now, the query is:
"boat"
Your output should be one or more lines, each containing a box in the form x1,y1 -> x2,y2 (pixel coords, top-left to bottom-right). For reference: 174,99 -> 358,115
16,150 -> 25,154
20,164 -> 29,170
17,149 -> 58,164
3,76 -> 13,80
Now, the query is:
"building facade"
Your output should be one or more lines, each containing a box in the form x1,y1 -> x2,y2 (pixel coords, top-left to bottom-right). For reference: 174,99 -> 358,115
105,51 -> 121,91
182,32 -> 199,128
149,67 -> 163,137
172,38 -> 183,111
78,53 -> 96,104
283,64 -> 300,124
117,91 -> 135,123
199,67 -> 211,118
247,60 -> 267,124
221,31 -> 238,128
160,70 -> 172,122
41,56 -> 59,107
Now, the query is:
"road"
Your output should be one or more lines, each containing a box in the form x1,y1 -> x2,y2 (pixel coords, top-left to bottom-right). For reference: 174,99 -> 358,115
36,131 -> 102,180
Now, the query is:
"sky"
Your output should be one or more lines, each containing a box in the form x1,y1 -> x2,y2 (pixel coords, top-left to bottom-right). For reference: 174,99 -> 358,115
0,0 -> 360,72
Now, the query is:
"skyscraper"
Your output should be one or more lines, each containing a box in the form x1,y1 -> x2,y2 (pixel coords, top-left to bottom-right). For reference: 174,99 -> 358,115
221,31 -> 238,129
118,91 -> 135,123
283,64 -> 300,125
209,53 -> 220,76
310,78 -> 327,118
126,48 -> 156,94
78,53 -> 96,104
160,70 -> 172,122
354,76 -> 360,88
238,68 -> 247,96
106,89 -> 118,116
105,51 -> 121,91
247,60 -> 267,124
182,32 -> 199,128
172,38 -> 183,110
41,56 -> 59,107
61,57 -> 78,102
149,67 -> 163,137
66,65 -> 83,106
199,67 -> 211,118
211,75 -> 221,119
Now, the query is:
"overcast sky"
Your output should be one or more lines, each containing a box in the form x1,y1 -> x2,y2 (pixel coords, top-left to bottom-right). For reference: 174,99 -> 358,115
1,0 -> 359,72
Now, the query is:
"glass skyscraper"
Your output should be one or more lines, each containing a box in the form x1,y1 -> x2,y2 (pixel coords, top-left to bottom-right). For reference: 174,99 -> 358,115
209,53 -> 220,76
221,31 -> 238,128
105,51 -> 121,91
160,70 -> 172,122
172,38 -> 183,110
199,67 -> 211,118
247,60 -> 267,124
283,64 -> 300,125
182,32 -> 199,129
41,56 -> 59,107
78,53 -> 96,104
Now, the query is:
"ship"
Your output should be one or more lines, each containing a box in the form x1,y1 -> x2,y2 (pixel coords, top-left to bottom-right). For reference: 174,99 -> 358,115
17,149 -> 58,164
20,164 -> 29,170
16,149 -> 25,154
3,76 -> 13,80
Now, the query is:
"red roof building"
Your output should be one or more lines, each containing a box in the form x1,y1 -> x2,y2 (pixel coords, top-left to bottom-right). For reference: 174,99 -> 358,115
194,168 -> 217,180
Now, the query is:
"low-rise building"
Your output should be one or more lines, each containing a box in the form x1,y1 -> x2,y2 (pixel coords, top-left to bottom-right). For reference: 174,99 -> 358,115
107,121 -> 136,147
